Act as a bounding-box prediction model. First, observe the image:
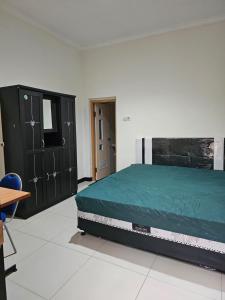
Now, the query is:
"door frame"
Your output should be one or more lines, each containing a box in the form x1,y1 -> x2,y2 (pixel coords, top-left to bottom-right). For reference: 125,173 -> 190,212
89,97 -> 116,181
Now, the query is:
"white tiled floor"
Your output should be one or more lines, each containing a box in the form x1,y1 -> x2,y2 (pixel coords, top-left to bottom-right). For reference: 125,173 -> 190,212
149,256 -> 222,300
3,181 -> 224,300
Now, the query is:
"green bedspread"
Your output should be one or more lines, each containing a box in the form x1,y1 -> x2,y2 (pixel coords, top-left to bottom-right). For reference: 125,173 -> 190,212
76,164 -> 225,243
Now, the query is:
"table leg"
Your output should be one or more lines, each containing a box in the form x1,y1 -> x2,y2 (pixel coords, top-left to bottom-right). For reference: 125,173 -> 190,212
0,246 -> 7,300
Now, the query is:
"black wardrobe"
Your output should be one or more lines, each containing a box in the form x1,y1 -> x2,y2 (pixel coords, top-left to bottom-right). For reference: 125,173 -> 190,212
0,85 -> 77,218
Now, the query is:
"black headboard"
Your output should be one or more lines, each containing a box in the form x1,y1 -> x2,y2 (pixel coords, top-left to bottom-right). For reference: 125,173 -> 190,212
152,138 -> 214,169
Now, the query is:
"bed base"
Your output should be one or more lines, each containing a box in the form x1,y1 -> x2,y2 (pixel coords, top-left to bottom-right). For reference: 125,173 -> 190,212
78,217 -> 225,273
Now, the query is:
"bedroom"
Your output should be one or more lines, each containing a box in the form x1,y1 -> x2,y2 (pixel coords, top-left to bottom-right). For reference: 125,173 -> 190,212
0,0 -> 225,299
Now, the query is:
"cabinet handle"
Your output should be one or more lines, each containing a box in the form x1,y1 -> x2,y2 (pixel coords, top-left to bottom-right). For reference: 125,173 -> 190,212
46,173 -> 50,181
42,139 -> 45,148
62,137 -> 66,146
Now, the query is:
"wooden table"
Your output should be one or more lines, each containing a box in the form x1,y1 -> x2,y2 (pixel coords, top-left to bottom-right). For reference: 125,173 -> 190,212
0,221 -> 7,300
0,187 -> 30,300
0,187 -> 30,209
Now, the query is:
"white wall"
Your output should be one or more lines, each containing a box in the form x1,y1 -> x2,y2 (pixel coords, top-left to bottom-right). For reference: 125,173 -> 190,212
1,10 -> 225,178
0,9 -> 85,178
82,21 -> 225,175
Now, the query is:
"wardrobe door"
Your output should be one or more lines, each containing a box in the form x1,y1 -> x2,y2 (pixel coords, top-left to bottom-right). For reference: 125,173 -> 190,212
61,147 -> 77,197
61,97 -> 76,148
20,151 -> 45,217
19,89 -> 44,151
43,148 -> 63,205
61,96 -> 77,198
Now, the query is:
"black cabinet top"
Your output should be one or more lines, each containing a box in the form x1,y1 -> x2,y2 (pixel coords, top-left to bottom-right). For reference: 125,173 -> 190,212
0,85 -> 76,99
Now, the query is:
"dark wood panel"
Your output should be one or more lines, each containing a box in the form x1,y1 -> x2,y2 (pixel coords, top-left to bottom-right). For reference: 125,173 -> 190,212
44,148 -> 63,204
152,138 -> 214,169
17,151 -> 45,217
62,147 -> 77,197
2,84 -> 75,98
0,85 -> 77,218
61,97 -> 76,148
0,86 -> 24,177
19,89 -> 43,151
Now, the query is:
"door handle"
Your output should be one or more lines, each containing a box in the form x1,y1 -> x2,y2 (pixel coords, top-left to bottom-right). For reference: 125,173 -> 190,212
42,139 -> 45,148
46,173 -> 50,181
62,137 -> 66,146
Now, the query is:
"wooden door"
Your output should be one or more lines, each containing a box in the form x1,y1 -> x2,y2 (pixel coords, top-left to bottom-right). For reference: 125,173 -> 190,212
19,89 -> 43,151
95,103 -> 115,180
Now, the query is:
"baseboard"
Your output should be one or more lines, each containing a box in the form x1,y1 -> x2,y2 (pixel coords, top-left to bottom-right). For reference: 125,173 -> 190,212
78,177 -> 93,184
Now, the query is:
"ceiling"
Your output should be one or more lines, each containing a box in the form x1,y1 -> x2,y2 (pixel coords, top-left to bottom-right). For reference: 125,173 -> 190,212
1,0 -> 225,49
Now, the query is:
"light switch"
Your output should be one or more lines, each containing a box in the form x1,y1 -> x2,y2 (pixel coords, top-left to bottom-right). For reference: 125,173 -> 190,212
123,116 -> 131,121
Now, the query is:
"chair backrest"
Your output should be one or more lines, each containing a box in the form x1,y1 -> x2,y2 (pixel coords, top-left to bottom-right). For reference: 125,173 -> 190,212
0,173 -> 22,191
0,173 -> 22,216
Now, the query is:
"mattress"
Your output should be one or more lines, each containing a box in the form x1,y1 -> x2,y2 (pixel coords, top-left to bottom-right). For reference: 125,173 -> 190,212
76,164 -> 225,247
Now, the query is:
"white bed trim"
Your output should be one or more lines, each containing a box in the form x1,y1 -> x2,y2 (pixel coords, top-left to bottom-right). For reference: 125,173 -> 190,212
78,210 -> 225,254
214,137 -> 224,170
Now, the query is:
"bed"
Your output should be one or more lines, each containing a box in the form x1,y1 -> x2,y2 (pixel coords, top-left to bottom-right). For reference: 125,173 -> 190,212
76,138 -> 225,272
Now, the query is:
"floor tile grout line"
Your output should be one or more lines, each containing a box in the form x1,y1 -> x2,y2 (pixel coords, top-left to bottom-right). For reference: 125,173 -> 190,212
8,240 -> 89,300
50,239 -> 151,298
15,228 -> 56,243
50,233 -> 124,300
147,255 -> 222,300
6,183 -> 90,299
47,220 -> 78,243
15,211 -> 73,230
9,211 -> 54,230
146,276 -> 218,300
156,275 -> 221,300
134,255 -> 157,300
9,224 -> 64,244
92,254 -> 152,276
4,239 -> 48,267
91,238 -> 157,275
7,278 -> 48,300
49,234 -> 156,277
6,226 -> 49,241
147,273 -> 221,300
10,223 -> 94,261
46,211 -> 77,219
8,240 -> 91,300
14,215 -> 76,243
48,239 -> 93,257
46,239 -> 92,258
8,240 -> 50,268
5,223 -> 79,271
90,237 -> 158,276
14,239 -> 91,269
49,255 -> 92,299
